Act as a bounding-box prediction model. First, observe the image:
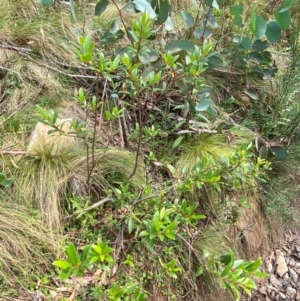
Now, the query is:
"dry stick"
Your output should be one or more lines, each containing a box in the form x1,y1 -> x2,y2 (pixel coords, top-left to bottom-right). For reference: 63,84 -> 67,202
124,99 -> 143,184
64,196 -> 113,219
0,150 -> 26,155
86,77 -> 108,189
110,0 -> 133,45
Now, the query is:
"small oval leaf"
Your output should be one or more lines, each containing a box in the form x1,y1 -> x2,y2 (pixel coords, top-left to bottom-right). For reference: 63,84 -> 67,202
165,40 -> 195,53
230,5 -> 243,15
195,98 -> 211,112
95,0 -> 109,16
270,146 -> 288,161
266,20 -> 281,43
181,10 -> 195,27
275,9 -> 291,30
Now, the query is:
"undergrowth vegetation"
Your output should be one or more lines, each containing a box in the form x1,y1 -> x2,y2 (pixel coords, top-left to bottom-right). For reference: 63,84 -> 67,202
1,0 -> 300,300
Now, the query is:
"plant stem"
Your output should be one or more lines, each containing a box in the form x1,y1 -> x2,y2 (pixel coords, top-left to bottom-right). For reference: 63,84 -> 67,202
124,98 -> 143,184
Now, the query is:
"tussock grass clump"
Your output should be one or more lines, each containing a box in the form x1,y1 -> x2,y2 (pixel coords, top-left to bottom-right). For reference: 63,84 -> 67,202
0,203 -> 61,288
176,134 -> 234,173
12,123 -> 143,229
176,129 -> 254,172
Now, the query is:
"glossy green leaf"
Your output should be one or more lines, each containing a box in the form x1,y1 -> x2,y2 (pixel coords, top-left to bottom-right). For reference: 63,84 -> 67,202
233,15 -> 243,28
206,54 -> 223,67
37,0 -> 53,7
80,245 -> 91,262
270,146 -> 288,161
95,0 -> 109,16
138,48 -> 159,64
251,271 -> 269,277
230,5 -> 243,15
66,243 -> 79,266
221,260 -> 234,277
206,0 -> 219,10
266,20 -> 281,43
165,40 -> 195,53
195,98 -> 211,112
181,10 -> 195,27
250,7 -> 256,31
252,40 -> 269,52
133,0 -> 157,19
158,0 -> 171,23
251,16 -> 267,39
241,37 -> 252,50
282,0 -> 293,8
53,260 -> 72,269
245,258 -> 262,271
128,217 -> 135,234
275,9 -> 291,30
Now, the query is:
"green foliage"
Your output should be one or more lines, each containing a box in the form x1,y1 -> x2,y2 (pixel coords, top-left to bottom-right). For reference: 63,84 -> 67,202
216,251 -> 268,299
139,207 -> 179,249
37,0 -> 54,7
53,239 -> 113,279
0,173 -> 12,188
4,0 -> 297,298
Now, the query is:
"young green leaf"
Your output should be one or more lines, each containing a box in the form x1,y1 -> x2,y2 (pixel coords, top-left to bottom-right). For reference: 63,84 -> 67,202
172,136 -> 184,149
53,260 -> 72,269
230,5 -> 243,15
66,243 -> 80,266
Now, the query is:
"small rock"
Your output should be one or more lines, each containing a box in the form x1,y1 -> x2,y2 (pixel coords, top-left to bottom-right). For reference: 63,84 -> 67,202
295,262 -> 300,268
288,258 -> 295,266
275,292 -> 286,300
285,257 -> 290,265
270,274 -> 283,289
296,289 -> 300,300
295,245 -> 300,252
279,292 -> 286,299
276,250 -> 289,277
289,268 -> 298,283
282,279 -> 289,286
259,286 -> 267,295
286,286 -> 296,297
267,262 -> 273,273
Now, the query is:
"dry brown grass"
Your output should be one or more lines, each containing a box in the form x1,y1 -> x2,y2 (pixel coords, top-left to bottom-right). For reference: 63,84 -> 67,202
0,202 -> 61,288
10,125 -> 143,230
0,0 -> 78,135
234,199 -> 270,259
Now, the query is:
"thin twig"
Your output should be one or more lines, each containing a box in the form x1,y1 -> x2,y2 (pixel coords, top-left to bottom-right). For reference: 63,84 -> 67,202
64,197 -> 113,219
0,150 -> 26,155
110,0 -> 133,45
124,99 -> 143,184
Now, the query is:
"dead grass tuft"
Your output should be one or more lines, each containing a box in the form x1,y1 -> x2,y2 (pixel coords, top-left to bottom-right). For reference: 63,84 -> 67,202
0,0 -> 77,132
11,123 -> 143,230
234,200 -> 269,259
0,202 -> 61,288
